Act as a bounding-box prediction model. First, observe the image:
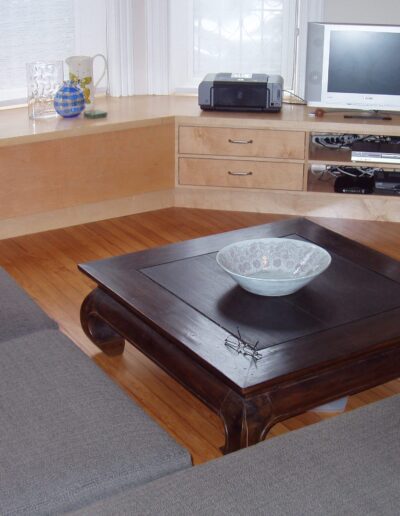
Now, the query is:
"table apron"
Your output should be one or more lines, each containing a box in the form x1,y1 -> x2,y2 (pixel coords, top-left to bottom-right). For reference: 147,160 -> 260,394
264,344 -> 400,425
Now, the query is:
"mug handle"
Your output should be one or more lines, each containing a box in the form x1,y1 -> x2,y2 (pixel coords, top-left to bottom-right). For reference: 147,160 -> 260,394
93,54 -> 108,89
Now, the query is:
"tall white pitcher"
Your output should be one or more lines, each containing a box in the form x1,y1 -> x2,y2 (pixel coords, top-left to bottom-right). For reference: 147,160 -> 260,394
66,54 -> 107,106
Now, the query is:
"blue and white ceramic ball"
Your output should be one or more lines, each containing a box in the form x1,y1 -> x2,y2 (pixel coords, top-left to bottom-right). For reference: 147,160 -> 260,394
54,81 -> 85,118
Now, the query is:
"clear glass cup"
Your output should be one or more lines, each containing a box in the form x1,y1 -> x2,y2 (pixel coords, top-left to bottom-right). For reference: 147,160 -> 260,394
26,61 -> 64,119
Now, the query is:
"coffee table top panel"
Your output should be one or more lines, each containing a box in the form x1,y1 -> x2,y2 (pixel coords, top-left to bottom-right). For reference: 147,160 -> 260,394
79,218 -> 400,391
141,243 -> 400,351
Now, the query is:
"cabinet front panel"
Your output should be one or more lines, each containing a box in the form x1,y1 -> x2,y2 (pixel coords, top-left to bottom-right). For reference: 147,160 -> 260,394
179,158 -> 304,190
0,124 -> 174,219
179,126 -> 305,159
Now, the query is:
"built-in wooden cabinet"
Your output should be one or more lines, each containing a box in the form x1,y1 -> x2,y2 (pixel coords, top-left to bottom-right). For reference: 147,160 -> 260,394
176,121 -> 400,200
2,96 -> 400,239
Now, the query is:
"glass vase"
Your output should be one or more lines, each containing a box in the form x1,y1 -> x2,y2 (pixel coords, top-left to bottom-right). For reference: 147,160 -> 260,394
26,61 -> 64,119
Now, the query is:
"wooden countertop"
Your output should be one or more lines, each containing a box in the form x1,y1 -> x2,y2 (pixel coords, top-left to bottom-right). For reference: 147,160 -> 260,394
0,96 -> 185,147
3,95 -> 400,147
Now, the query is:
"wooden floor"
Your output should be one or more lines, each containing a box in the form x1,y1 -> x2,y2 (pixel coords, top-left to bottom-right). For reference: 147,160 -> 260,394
1,208 -> 399,465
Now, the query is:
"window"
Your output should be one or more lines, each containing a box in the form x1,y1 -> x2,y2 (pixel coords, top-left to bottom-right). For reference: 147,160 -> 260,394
0,0 -> 106,106
168,0 -> 324,95
0,0 -> 324,103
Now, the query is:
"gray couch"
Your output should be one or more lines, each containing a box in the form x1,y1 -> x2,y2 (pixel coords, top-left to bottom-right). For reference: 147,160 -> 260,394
1,267 -> 399,515
73,394 -> 400,516
0,268 -> 191,515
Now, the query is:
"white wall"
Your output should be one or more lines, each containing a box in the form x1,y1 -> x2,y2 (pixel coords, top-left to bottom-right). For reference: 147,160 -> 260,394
323,0 -> 400,25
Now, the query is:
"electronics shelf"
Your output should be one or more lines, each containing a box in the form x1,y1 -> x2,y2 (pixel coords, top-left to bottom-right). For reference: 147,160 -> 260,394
308,144 -> 354,166
307,132 -> 400,195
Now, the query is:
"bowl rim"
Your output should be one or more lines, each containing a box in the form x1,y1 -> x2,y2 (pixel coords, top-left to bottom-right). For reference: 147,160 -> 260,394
216,237 -> 332,283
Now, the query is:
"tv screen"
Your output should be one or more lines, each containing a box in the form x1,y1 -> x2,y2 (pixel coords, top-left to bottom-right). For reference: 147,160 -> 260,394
328,30 -> 400,96
305,23 -> 400,111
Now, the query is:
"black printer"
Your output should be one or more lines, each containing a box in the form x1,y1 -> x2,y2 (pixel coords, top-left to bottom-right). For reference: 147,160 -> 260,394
198,73 -> 283,112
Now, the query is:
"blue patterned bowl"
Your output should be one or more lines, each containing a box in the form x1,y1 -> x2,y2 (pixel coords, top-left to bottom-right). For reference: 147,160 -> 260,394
54,81 -> 85,118
216,238 -> 331,296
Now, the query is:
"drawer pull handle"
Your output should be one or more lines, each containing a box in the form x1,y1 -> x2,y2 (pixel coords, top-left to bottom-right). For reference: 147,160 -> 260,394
228,171 -> 253,176
228,138 -> 253,144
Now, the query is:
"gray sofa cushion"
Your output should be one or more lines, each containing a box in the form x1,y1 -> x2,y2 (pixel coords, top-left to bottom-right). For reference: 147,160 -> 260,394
0,267 -> 57,341
72,394 -> 400,516
0,329 -> 191,515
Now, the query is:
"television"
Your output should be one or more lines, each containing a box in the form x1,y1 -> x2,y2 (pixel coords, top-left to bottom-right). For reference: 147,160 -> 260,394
305,22 -> 400,112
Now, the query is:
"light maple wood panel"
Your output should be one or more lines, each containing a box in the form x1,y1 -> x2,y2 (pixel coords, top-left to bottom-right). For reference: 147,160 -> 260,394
308,143 -> 352,164
179,125 -> 306,159
0,123 -> 175,219
179,157 -> 304,190
0,209 -> 399,465
5,96 -> 400,148
175,185 -> 400,222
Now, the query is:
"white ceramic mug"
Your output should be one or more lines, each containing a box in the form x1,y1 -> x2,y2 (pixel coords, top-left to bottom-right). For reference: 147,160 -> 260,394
65,54 -> 107,106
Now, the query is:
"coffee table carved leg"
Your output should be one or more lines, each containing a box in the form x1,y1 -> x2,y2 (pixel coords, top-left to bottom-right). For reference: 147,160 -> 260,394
80,288 -> 125,356
219,390 -> 274,454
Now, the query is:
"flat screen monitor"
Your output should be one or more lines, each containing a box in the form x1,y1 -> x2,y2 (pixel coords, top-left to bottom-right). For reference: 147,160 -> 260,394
305,23 -> 400,112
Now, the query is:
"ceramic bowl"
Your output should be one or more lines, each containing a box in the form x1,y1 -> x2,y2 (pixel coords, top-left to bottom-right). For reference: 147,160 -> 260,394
216,238 -> 331,297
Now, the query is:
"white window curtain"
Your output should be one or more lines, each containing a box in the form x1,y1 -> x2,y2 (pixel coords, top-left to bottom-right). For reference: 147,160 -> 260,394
145,0 -> 169,94
103,0 -> 325,97
170,0 -> 297,90
105,0 -> 168,96
169,0 -> 325,95
105,0 -> 135,96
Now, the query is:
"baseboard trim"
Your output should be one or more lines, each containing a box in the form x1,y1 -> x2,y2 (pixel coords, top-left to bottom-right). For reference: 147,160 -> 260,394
0,189 -> 175,239
2,186 -> 399,239
174,186 -> 400,223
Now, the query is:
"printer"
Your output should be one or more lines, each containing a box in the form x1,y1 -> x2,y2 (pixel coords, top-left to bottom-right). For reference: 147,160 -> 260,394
198,73 -> 283,112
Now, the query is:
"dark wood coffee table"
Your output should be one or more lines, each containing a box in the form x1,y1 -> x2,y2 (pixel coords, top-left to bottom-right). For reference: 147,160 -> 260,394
79,218 -> 400,454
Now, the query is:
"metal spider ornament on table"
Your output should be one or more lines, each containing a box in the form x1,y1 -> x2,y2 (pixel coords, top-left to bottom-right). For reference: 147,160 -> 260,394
224,327 -> 262,362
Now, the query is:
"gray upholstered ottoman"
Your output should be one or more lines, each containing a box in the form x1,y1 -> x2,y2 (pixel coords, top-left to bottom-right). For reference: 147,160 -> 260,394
0,267 -> 57,341
72,394 -> 400,516
0,329 -> 191,515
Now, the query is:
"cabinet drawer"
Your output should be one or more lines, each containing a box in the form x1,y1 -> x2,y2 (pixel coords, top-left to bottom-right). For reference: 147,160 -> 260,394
179,126 -> 305,159
179,158 -> 304,190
